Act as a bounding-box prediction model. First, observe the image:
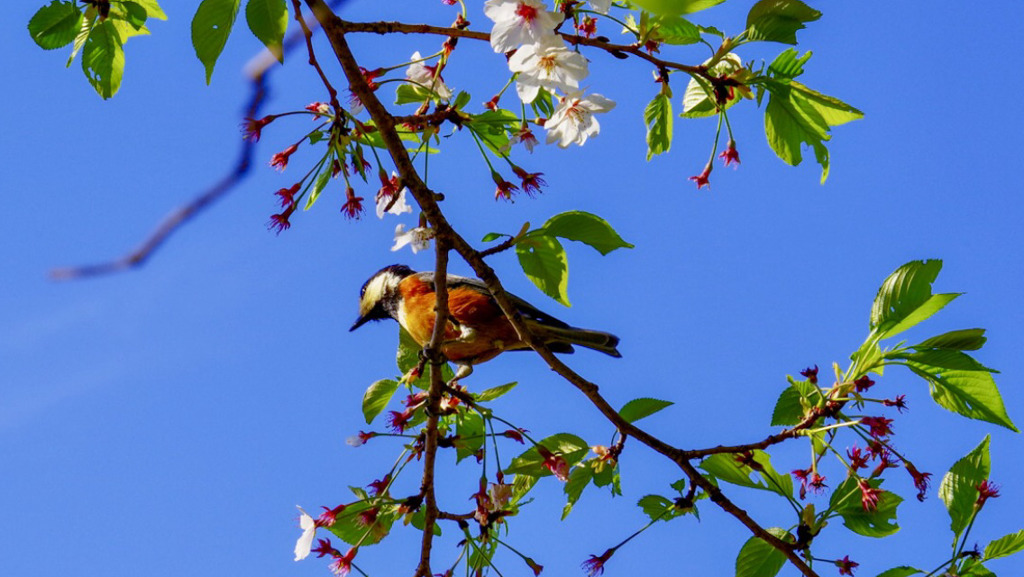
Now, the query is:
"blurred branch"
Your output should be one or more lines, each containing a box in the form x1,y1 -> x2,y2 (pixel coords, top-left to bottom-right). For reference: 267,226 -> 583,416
50,1 -> 348,281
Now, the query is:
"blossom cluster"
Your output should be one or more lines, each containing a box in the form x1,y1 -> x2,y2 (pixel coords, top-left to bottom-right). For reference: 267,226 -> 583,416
484,0 -> 616,148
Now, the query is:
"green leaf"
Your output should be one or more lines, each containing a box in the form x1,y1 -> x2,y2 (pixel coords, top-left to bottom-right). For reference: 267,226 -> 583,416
506,433 -> 589,477
940,436 -> 991,538
116,2 -> 149,30
895,349 -> 996,373
961,559 -> 996,577
455,411 -> 485,462
734,528 -> 790,577
303,168 -> 332,210
562,465 -> 594,519
653,15 -> 700,44
29,1 -> 83,50
874,568 -> 923,577
681,53 -> 743,118
768,48 -> 811,79
81,19 -> 124,99
131,0 -> 168,20
362,379 -> 399,425
467,109 -> 520,156
904,364 -> 1016,431
65,7 -> 96,67
636,494 -> 686,522
541,211 -> 634,256
191,0 -> 241,84
516,231 -> 570,306
452,91 -> 472,110
700,451 -> 793,498
985,530 -> 1024,561
745,0 -> 821,45
395,83 -> 428,105
870,260 -> 958,339
645,90 -> 673,159
915,328 -> 987,351
764,75 -> 863,183
619,397 -> 674,423
770,376 -> 820,426
475,382 -> 518,402
396,327 -> 454,387
325,500 -> 395,546
409,507 -> 442,536
481,232 -> 503,243
829,477 -> 902,537
245,0 -> 288,63
630,0 -> 726,16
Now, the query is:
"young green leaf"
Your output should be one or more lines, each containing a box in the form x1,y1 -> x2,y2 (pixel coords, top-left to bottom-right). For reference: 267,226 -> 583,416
645,90 -> 673,159
541,211 -> 634,256
396,327 -> 454,386
116,2 -> 149,30
829,477 -> 902,537
914,328 -> 987,351
745,0 -> 821,45
767,48 -> 812,79
29,1 -> 83,50
362,379 -> 399,424
455,411 -> 485,462
770,375 -> 820,426
395,83 -> 429,105
681,53 -> 743,118
245,0 -> 288,63
66,6 -> 96,67
984,529 -> 1024,561
636,494 -> 687,522
192,0 -> 242,84
875,568 -> 923,577
763,77 -> 862,183
903,364 -> 1016,431
475,382 -> 518,402
325,500 -> 396,546
939,436 -> 991,538
631,0 -> 725,16
303,168 -> 332,210
700,451 -> 793,498
131,0 -> 168,20
562,465 -> 595,519
516,231 -> 570,306
506,433 -> 589,477
870,260 -> 958,339
652,15 -> 700,44
734,528 -> 790,577
81,19 -> 124,99
619,397 -> 674,423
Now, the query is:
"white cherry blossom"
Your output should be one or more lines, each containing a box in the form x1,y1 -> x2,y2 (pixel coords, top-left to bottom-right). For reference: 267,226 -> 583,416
392,224 -> 434,253
484,0 -> 564,54
405,51 -> 452,99
294,507 -> 316,561
376,179 -> 412,219
544,91 -> 616,148
589,0 -> 613,14
508,36 -> 589,103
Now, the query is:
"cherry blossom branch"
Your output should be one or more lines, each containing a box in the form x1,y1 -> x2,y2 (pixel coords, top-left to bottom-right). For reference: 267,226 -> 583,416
415,235 -> 453,577
305,2 -> 817,575
335,19 -> 709,77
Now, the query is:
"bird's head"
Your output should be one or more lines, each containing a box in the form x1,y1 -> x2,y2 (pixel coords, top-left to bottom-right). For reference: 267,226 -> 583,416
351,264 -> 414,331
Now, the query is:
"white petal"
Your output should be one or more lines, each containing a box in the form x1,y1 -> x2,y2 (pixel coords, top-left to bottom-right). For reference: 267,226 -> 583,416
294,507 -> 316,561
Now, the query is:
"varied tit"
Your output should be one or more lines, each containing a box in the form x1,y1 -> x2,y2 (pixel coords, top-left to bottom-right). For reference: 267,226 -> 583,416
351,264 -> 621,380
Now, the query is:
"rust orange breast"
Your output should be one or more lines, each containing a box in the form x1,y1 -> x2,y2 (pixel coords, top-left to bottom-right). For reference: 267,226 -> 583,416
396,275 -> 525,363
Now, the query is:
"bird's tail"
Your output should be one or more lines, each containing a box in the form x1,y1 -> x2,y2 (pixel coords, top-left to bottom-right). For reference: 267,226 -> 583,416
534,324 -> 622,358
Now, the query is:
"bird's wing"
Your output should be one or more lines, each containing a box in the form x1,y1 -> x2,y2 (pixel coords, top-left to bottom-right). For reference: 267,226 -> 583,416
415,271 -> 570,329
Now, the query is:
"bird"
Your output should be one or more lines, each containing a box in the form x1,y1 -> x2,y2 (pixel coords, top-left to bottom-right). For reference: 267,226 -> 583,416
350,264 -> 621,380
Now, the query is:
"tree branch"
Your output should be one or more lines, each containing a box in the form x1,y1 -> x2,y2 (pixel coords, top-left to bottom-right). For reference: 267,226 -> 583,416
306,3 -> 818,575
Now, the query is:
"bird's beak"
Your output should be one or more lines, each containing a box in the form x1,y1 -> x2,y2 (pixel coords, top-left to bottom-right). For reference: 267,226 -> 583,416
350,315 -> 370,332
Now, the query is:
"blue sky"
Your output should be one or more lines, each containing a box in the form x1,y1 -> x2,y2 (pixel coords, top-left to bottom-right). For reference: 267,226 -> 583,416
3,1 -> 1024,576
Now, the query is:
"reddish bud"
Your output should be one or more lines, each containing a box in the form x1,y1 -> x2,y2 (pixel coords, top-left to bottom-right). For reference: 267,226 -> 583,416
836,555 -> 859,576
718,140 -> 740,168
800,365 -> 819,384
270,143 -> 299,171
689,165 -> 712,189
976,479 -> 1000,508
